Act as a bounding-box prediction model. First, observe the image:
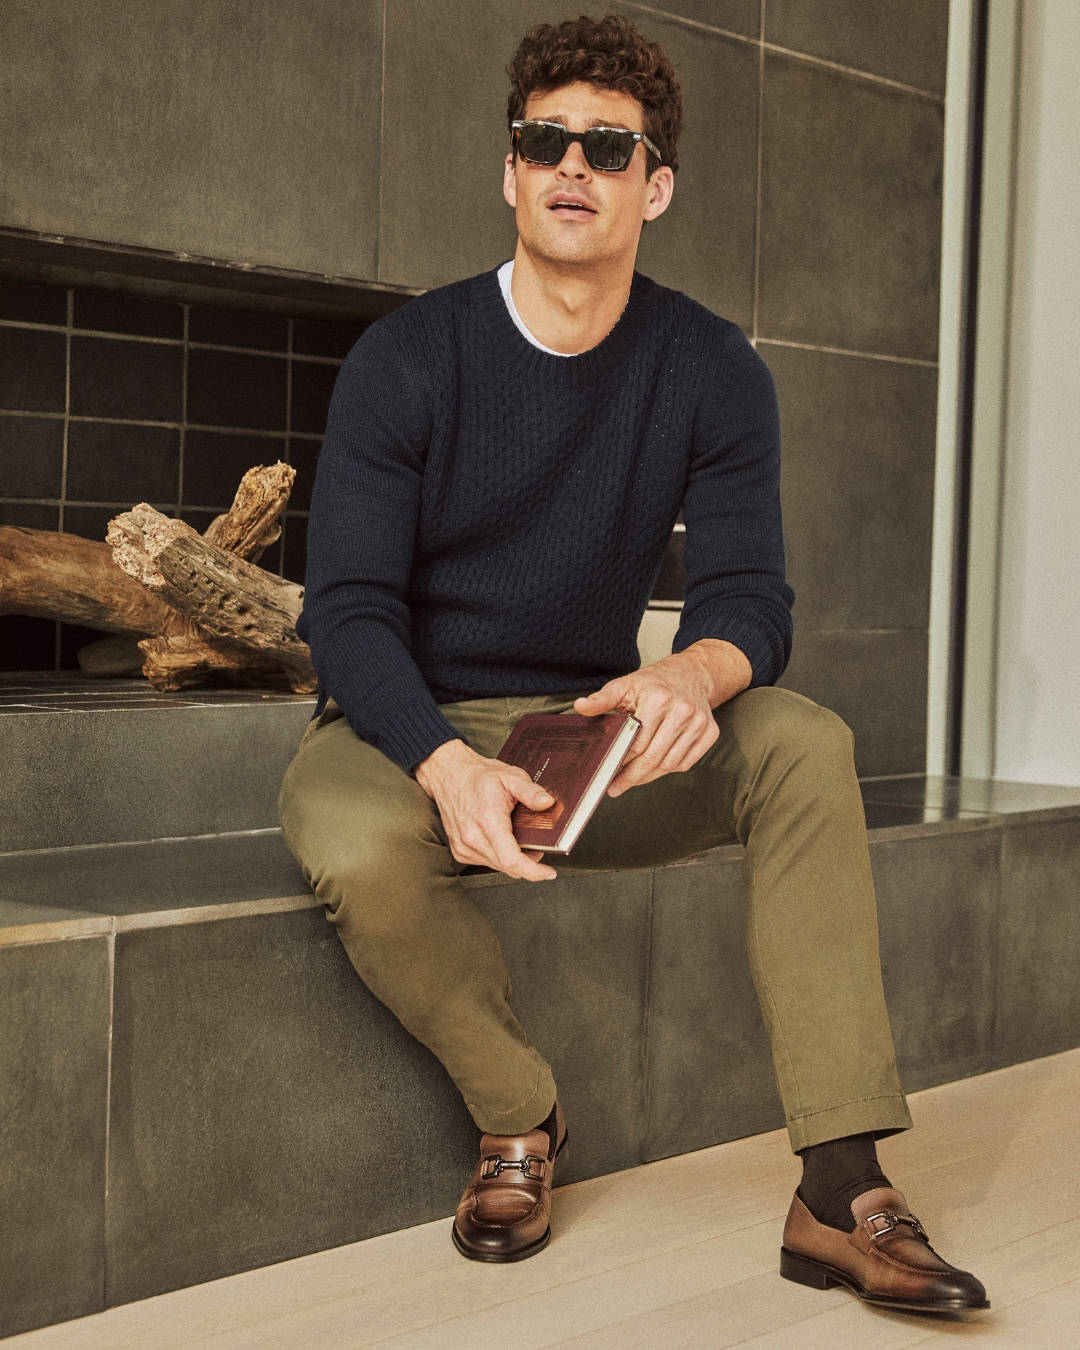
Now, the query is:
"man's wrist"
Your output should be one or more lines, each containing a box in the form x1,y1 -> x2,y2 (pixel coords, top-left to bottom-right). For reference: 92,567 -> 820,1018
414,737 -> 476,798
677,639 -> 753,707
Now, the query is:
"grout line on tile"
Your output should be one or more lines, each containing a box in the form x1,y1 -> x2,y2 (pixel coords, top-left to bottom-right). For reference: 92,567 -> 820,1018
178,304 -> 189,509
761,41 -> 945,102
0,410 -> 322,439
751,0 -> 765,345
756,337 -> 938,367
0,825 -> 289,860
620,1 -> 758,48
376,0 -> 387,282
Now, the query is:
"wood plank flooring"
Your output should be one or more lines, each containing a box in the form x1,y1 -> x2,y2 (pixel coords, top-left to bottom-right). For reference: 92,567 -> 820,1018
9,1047 -> 1080,1349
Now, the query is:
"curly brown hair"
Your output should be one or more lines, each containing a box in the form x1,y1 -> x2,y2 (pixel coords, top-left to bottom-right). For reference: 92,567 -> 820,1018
506,13 -> 683,177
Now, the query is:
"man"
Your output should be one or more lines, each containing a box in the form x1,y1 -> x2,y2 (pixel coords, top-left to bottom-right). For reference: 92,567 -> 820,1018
280,14 -> 987,1313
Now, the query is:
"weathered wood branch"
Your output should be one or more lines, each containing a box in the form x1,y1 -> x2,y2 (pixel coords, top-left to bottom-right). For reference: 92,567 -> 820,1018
0,526 -> 172,634
203,461 -> 295,561
1,460 -> 314,692
107,506 -> 309,668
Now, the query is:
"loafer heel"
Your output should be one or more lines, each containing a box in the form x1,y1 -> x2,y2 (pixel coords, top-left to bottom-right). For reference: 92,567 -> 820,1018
780,1245 -> 839,1290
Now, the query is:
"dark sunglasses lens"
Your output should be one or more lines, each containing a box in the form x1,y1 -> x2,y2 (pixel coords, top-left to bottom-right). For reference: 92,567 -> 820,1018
584,128 -> 635,170
518,123 -> 568,164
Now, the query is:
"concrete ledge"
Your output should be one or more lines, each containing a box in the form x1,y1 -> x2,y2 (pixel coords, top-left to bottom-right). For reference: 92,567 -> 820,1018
2,780 -> 1080,1336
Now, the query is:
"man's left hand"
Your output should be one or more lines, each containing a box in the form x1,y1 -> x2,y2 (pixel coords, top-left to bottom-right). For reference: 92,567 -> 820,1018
573,639 -> 752,796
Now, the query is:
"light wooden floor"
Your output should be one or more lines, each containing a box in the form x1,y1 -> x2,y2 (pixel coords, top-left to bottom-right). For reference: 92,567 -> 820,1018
10,1048 -> 1080,1349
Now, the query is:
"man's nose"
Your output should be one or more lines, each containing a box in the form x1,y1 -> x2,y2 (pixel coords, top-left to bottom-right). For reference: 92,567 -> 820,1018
557,140 -> 592,178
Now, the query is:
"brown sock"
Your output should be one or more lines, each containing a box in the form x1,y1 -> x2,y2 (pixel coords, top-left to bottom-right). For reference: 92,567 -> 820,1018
797,1132 -> 891,1232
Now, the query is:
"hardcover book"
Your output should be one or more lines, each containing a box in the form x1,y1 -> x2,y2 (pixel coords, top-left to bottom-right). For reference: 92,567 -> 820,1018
495,711 -> 641,854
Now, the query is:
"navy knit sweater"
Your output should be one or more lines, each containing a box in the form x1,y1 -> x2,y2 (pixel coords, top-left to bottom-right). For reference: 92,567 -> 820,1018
298,266 -> 794,773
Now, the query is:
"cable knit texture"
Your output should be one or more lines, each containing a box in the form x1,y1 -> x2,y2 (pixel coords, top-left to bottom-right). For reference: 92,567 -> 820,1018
298,265 -> 794,772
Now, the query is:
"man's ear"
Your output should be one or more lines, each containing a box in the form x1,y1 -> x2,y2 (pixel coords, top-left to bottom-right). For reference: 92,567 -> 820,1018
643,165 -> 675,223
503,152 -> 517,209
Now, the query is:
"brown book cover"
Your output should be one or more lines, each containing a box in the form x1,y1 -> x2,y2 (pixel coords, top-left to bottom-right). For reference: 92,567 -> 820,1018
495,711 -> 641,854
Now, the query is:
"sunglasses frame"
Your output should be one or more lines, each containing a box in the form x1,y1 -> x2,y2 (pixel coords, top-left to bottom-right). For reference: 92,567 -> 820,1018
510,119 -> 663,173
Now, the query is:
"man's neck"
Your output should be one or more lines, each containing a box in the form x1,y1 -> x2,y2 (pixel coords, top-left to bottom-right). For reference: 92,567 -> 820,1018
509,246 -> 635,355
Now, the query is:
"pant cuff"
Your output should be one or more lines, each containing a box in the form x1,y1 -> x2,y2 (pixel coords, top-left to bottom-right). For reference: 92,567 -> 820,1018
466,1056 -> 557,1135
786,1092 -> 914,1153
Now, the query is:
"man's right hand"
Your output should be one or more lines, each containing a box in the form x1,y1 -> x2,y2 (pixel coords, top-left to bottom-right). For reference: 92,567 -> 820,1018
413,739 -> 558,881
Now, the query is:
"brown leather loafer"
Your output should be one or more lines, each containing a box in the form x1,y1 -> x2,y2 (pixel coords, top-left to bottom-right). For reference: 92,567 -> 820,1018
452,1101 -> 567,1262
781,1186 -> 989,1312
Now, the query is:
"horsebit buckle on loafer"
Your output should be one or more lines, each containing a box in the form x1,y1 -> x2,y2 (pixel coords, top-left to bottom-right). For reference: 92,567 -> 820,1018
863,1210 -> 929,1242
480,1154 -> 547,1180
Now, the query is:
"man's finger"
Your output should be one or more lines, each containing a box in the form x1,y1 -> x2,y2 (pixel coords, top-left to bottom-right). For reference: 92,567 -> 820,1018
574,684 -> 625,715
488,820 -> 557,881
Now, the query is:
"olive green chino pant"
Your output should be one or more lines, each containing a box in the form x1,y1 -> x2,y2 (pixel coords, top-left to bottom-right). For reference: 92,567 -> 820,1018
278,685 -> 912,1152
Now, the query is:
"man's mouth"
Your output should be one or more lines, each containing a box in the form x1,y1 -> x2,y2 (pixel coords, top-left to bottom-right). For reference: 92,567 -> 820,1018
548,197 -> 597,214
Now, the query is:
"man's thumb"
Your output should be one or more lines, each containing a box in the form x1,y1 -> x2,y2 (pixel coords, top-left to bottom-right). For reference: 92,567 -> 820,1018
575,686 -> 616,715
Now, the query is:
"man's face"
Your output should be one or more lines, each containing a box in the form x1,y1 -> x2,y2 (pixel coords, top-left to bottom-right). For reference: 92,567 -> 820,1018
502,80 -> 673,270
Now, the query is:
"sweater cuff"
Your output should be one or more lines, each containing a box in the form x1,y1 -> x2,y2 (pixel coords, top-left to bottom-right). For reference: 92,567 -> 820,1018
672,612 -> 784,688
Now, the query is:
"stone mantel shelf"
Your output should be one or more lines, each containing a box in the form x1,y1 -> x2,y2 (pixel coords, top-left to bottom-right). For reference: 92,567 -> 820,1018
0,226 -> 420,322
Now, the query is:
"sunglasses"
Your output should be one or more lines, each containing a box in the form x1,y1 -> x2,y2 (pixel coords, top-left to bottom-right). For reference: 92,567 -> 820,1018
510,119 -> 663,173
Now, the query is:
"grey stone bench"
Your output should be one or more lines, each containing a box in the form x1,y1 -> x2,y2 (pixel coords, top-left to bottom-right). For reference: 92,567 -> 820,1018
2,679 -> 1080,1337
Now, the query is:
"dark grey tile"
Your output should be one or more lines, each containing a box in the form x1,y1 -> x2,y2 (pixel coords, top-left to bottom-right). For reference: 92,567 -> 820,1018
282,514 -> 308,584
651,529 -> 686,603
765,344 -> 937,629
994,817 -> 1080,1065
860,775 -> 1080,822
0,832 -> 308,920
379,0 -> 589,292
476,868 -> 652,1181
0,414 -> 64,497
290,358 -> 339,435
183,429 -> 287,509
870,824 -> 1001,1092
0,278 -> 68,325
293,316 -> 368,360
0,615 -> 57,673
286,439 -> 319,513
284,440 -> 318,513
0,936 -> 109,1334
0,501 -> 59,529
759,54 -> 944,358
67,420 -> 180,504
106,909 -> 480,1304
631,18 -> 759,326
779,629 -> 927,777
73,288 -> 184,340
187,348 -> 287,431
646,854 -> 786,1160
3,3 -> 381,282
63,504 -> 131,544
767,0 -> 948,95
70,335 -> 183,422
631,0 -> 759,36
0,702 -> 314,849
0,326 -> 66,413
189,305 -> 289,352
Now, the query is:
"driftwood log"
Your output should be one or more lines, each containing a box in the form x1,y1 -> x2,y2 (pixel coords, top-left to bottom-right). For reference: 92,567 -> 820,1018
0,462 -> 317,692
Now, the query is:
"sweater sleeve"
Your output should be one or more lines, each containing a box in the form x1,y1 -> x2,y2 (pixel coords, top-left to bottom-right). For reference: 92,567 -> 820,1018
296,321 -> 463,772
671,323 -> 794,686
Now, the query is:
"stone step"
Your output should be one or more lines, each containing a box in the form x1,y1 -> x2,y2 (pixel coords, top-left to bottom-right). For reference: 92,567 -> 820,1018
3,780 -> 1080,1336
0,676 -> 314,850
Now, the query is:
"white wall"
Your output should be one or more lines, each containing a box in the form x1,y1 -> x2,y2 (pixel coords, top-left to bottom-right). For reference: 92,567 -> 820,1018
994,0 -> 1080,785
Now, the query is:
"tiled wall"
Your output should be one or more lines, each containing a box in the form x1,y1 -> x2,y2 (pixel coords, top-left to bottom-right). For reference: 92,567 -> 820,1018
0,278 -> 368,672
2,1 -> 949,774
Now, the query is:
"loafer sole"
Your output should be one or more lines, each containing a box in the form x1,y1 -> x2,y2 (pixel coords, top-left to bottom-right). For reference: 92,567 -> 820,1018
780,1246 -> 991,1312
452,1223 -> 552,1263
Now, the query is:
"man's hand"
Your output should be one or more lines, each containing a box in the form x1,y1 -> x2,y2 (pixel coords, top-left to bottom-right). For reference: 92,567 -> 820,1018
414,739 -> 559,881
574,639 -> 753,796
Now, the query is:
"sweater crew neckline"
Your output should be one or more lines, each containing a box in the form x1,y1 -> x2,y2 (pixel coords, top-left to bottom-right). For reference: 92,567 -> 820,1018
473,264 -> 655,383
